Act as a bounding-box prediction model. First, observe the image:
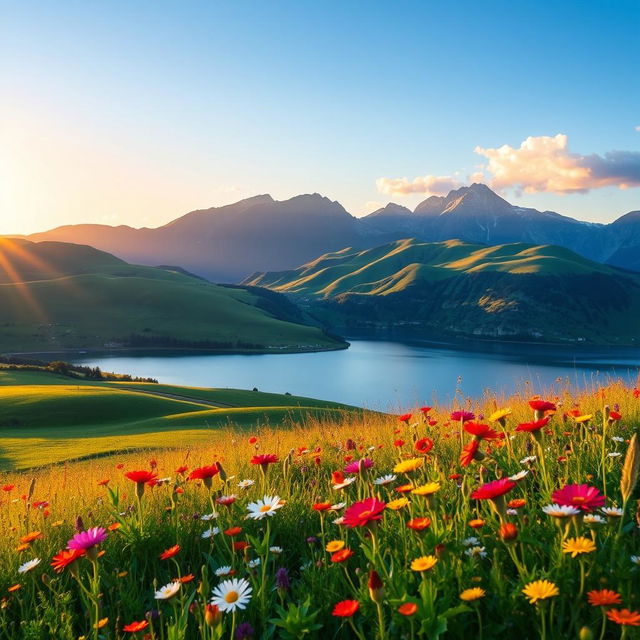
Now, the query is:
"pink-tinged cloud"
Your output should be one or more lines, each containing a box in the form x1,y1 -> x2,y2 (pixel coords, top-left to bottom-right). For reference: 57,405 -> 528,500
474,134 -> 640,194
376,174 -> 461,196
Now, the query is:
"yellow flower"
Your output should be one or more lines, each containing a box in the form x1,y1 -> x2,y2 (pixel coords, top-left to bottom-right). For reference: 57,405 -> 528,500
460,588 -> 486,601
489,408 -> 512,422
410,555 -> 438,572
386,498 -> 409,510
573,414 -> 593,424
50,520 -> 64,528
326,540 -> 345,553
411,482 -> 441,496
393,458 -> 424,474
562,536 -> 597,558
522,580 -> 559,604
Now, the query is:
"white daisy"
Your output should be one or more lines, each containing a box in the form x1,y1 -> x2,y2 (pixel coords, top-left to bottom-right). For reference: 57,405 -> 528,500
612,436 -> 625,443
329,502 -> 346,511
156,477 -> 172,485
583,514 -> 606,525
201,512 -> 219,521
373,474 -> 397,486
246,496 -> 283,520
269,546 -> 283,555
464,546 -> 487,558
332,516 -> 346,526
210,578 -> 252,613
215,565 -> 234,577
18,558 -> 41,574
631,555 -> 640,566
520,456 -> 537,465
155,581 -> 181,600
607,452 -> 622,458
542,504 -> 581,517
333,477 -> 357,490
601,507 -> 624,517
237,479 -> 255,489
462,536 -> 480,547
201,527 -> 220,539
247,558 -> 261,569
506,508 -> 518,516
508,470 -> 529,482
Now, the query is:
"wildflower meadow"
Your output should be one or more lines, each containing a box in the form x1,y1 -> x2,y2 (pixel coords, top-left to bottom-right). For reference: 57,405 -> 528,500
1,381 -> 639,639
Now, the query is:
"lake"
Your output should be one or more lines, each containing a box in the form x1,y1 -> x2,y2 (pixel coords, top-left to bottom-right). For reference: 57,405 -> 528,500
70,338 -> 640,410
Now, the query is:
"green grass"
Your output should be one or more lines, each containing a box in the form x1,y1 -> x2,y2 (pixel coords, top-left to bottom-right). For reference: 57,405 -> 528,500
0,238 -> 343,352
0,369 -> 361,469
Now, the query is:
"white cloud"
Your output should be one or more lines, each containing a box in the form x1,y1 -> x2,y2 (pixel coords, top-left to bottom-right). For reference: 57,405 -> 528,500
474,134 -> 640,194
376,174 -> 461,196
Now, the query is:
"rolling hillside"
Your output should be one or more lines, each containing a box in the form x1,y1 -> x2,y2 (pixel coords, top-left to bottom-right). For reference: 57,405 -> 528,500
0,368 -> 359,469
0,238 -> 345,353
244,238 -> 640,344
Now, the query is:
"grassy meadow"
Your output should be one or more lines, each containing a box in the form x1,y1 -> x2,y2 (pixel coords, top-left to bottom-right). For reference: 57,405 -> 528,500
0,370 -> 356,470
0,374 -> 639,639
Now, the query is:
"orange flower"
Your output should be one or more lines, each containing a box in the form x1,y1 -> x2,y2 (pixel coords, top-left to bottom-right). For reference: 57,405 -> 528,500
395,484 -> 414,493
177,573 -> 195,583
398,602 -> 418,616
406,517 -> 431,531
123,620 -> 149,633
587,590 -> 622,607
7,584 -> 21,593
508,499 -> 526,509
332,600 -> 360,617
468,518 -> 485,529
51,549 -> 85,573
499,522 -> 518,541
20,531 -> 42,544
331,549 -> 354,563
606,609 -> 640,626
313,502 -> 332,511
108,523 -> 121,531
160,545 -> 180,560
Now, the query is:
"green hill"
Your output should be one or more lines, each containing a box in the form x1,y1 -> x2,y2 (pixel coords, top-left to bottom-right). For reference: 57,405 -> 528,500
243,238 -> 640,344
0,238 -> 345,353
0,368 -> 360,469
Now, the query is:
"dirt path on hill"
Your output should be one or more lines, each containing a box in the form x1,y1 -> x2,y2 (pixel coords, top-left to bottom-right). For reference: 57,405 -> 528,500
116,386 -> 235,408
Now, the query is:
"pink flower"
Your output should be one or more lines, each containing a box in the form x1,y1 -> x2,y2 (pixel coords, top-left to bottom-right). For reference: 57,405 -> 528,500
471,478 -> 515,500
344,458 -> 374,474
67,527 -> 107,551
450,411 -> 475,422
343,497 -> 386,528
551,484 -> 605,512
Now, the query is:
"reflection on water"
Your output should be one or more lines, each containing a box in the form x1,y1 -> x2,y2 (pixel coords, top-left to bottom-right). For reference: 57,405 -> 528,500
71,339 -> 640,411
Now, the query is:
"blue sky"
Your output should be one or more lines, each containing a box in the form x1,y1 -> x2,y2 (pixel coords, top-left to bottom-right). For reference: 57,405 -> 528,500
1,0 -> 639,233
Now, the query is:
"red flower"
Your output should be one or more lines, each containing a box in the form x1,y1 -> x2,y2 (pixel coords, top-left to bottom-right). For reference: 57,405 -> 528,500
248,436 -> 258,444
415,438 -> 434,454
189,466 -> 219,481
175,465 -> 188,474
499,522 -> 518,541
450,410 -> 475,422
97,479 -> 110,486
398,602 -> 418,616
124,470 -> 158,484
529,399 -> 556,412
331,471 -> 345,485
393,439 -> 405,448
313,502 -> 332,511
250,454 -> 279,467
420,406 -> 432,414
2,484 -> 15,492
332,600 -> 360,617
224,526 -> 242,536
50,549 -> 85,573
233,541 -> 249,552
606,609 -> 640,626
464,422 -> 499,440
398,413 -> 412,423
471,478 -> 516,500
217,495 -> 236,507
515,417 -> 550,432
343,497 -> 386,528
551,484 -> 605,512
608,410 -> 622,421
123,620 -> 149,633
160,545 -> 180,560
460,440 -> 480,467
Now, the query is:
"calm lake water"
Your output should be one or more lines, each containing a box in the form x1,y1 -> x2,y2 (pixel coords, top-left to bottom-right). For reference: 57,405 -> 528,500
70,339 -> 640,410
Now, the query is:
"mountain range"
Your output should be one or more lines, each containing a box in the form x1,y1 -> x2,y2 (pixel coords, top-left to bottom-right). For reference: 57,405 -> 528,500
244,238 -> 640,344
24,184 -> 640,282
0,238 -> 344,353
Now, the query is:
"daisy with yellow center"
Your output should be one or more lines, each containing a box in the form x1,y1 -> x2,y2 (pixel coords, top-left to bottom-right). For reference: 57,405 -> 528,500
460,588 -> 486,601
411,482 -> 441,496
210,577 -> 252,613
562,536 -> 597,558
522,580 -> 559,604
325,540 -> 345,553
246,495 -> 284,520
386,498 -> 410,510
410,555 -> 438,572
393,458 -> 424,474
